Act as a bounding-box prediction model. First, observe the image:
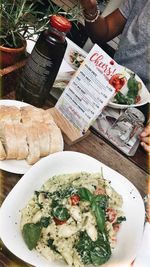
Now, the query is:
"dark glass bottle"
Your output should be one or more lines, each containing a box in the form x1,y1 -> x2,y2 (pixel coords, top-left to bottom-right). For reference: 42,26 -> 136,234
16,15 -> 71,107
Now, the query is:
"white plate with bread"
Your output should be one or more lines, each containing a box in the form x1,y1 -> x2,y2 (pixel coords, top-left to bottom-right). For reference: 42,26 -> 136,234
0,100 -> 64,174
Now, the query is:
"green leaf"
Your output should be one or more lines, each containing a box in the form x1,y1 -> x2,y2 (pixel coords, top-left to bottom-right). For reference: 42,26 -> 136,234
47,238 -> 57,252
22,223 -> 42,250
75,231 -> 111,265
90,244 -> 111,265
125,73 -> 139,103
94,195 -> 108,209
113,216 -> 126,225
75,231 -> 93,264
40,216 -> 51,228
94,205 -> 105,232
114,92 -> 128,104
52,205 -> 70,221
78,187 -> 93,202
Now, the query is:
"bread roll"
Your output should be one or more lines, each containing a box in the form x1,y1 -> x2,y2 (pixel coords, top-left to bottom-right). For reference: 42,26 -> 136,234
20,106 -> 55,125
21,106 -> 44,124
25,124 -> 40,164
48,125 -> 63,154
0,123 -> 18,159
42,109 -> 55,124
0,139 -> 6,160
33,122 -> 50,157
0,105 -> 21,123
0,104 -> 63,164
14,123 -> 28,160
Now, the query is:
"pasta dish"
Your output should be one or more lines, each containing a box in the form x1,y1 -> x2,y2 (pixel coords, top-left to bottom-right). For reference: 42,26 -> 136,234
21,172 -> 126,266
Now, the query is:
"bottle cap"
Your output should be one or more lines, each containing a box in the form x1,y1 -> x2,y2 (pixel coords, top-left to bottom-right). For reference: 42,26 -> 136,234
50,15 -> 72,33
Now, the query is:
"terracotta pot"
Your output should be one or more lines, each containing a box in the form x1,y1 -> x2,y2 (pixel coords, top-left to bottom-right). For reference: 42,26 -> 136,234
0,41 -> 27,68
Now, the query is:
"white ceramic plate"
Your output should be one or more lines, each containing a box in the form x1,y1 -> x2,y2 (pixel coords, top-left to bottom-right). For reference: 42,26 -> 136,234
0,99 -> 64,174
64,37 -> 87,70
0,151 -> 145,267
108,71 -> 150,109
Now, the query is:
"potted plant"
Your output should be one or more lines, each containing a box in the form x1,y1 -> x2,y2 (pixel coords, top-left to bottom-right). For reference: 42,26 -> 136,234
0,0 -> 81,68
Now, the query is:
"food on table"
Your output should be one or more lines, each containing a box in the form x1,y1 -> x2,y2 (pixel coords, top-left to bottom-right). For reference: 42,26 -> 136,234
69,51 -> 85,69
109,74 -> 127,92
113,73 -> 141,105
0,105 -> 63,164
0,105 -> 21,123
0,139 -> 6,160
21,172 -> 126,266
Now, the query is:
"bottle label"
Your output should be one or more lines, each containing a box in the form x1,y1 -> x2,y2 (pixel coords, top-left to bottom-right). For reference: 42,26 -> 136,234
23,46 -> 53,93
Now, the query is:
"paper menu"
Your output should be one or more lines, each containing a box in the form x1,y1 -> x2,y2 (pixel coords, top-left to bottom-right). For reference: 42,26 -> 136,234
55,44 -> 125,134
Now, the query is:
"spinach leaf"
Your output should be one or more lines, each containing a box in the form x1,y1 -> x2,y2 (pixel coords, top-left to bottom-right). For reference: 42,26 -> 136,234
114,92 -> 134,105
114,92 -> 126,104
78,187 -> 93,202
90,244 -> 111,265
113,216 -> 126,225
47,238 -> 58,252
93,195 -> 108,209
92,204 -> 105,232
40,216 -> 51,227
78,188 -> 108,233
74,231 -> 92,264
22,223 -> 42,250
51,199 -> 59,208
75,231 -> 111,265
52,205 -> 70,221
60,186 -> 78,198
51,186 -> 77,200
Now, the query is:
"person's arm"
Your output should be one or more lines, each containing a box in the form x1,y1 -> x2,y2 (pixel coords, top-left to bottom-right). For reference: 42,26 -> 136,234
79,0 -> 127,44
139,122 -> 150,153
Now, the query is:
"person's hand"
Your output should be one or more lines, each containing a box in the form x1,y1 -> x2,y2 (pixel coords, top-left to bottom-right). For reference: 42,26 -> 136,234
139,122 -> 150,153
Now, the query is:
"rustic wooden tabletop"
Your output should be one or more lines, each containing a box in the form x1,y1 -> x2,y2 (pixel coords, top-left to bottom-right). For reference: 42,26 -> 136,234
0,129 -> 148,266
0,90 -> 149,266
0,81 -> 149,267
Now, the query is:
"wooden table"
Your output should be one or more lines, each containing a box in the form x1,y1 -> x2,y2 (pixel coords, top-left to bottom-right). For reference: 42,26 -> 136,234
0,138 -> 149,265
0,2 -> 149,265
0,122 -> 149,267
0,133 -> 149,266
0,91 -> 149,266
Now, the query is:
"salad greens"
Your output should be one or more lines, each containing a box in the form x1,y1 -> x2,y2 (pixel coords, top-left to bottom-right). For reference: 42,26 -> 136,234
78,187 -> 108,232
114,73 -> 140,105
22,223 -> 42,250
75,231 -> 111,265
52,205 -> 70,221
22,216 -> 52,250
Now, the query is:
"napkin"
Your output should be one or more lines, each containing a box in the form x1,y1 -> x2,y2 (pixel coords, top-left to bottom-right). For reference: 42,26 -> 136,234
132,222 -> 150,267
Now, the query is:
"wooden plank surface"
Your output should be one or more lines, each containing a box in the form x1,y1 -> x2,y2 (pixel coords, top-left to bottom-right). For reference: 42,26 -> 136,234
0,133 -> 148,267
64,132 -> 148,197
91,127 -> 149,174
0,59 -> 149,267
52,0 -> 79,11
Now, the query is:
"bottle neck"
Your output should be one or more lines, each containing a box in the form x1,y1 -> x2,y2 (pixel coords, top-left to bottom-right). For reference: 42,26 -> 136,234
46,25 -> 67,43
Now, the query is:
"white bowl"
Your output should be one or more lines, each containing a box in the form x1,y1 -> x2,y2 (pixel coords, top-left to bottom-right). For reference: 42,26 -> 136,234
0,151 -> 145,267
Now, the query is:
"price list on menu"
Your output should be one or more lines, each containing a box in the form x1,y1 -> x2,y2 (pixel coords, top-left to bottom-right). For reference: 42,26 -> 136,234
56,44 -> 117,134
